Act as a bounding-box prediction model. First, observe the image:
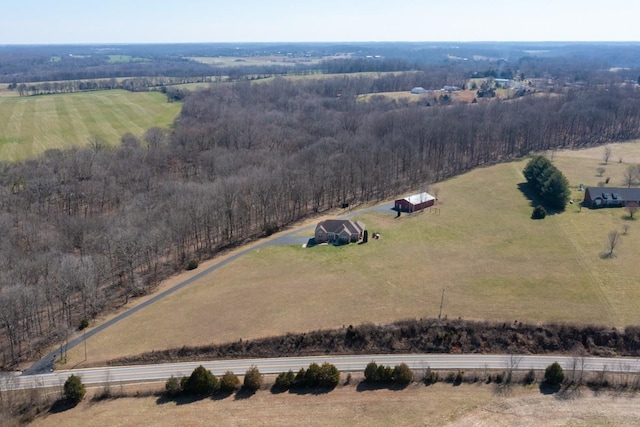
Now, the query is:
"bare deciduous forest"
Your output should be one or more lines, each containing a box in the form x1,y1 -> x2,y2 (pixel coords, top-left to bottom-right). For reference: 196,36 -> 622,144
2,49 -> 640,368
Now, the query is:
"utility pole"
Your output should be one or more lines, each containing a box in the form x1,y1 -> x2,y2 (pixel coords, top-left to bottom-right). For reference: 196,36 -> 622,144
438,289 -> 445,319
83,329 -> 87,361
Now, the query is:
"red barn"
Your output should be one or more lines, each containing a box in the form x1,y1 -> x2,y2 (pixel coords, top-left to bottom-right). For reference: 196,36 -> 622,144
394,192 -> 435,212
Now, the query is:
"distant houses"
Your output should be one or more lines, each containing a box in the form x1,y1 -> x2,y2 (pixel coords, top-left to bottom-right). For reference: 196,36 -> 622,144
494,78 -> 511,88
584,187 -> 640,208
315,219 -> 365,244
394,192 -> 435,212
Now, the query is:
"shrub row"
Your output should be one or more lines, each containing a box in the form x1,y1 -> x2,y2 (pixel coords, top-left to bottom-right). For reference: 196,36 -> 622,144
275,362 -> 340,390
165,365 -> 257,397
364,361 -> 413,386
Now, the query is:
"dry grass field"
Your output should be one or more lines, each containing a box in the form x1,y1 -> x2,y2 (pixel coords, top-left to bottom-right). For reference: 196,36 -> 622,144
0,83 -> 18,98
188,55 -> 328,67
30,382 -> 640,427
61,141 -> 640,369
0,90 -> 181,161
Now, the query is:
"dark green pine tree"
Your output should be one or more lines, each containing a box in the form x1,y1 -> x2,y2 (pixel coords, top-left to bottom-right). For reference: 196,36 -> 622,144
541,170 -> 571,210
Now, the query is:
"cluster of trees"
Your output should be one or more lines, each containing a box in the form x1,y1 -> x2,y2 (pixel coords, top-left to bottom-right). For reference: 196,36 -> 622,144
364,361 -> 413,386
523,155 -> 571,211
274,362 -> 340,390
165,365 -> 253,397
3,67 -> 640,367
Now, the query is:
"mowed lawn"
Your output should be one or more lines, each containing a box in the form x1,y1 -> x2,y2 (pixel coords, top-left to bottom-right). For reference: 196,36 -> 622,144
66,142 -> 640,367
0,90 -> 181,161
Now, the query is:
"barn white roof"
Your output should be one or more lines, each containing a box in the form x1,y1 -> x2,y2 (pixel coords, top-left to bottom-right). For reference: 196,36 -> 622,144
403,192 -> 435,205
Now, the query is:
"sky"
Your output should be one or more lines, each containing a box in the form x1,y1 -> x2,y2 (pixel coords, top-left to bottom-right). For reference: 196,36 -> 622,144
1,0 -> 639,44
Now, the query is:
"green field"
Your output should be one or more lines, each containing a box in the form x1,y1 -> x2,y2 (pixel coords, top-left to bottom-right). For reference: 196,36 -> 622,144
66,142 -> 640,367
0,90 -> 181,161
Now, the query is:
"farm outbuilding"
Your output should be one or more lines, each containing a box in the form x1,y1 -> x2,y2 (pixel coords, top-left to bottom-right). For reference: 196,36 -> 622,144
315,219 -> 366,244
584,187 -> 640,208
394,192 -> 435,212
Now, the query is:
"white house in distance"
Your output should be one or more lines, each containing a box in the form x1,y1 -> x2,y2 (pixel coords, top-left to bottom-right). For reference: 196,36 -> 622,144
394,192 -> 435,212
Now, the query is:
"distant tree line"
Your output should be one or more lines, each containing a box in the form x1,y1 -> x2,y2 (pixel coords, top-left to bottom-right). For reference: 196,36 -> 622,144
11,76 -> 209,97
0,57 -> 216,84
2,72 -> 640,367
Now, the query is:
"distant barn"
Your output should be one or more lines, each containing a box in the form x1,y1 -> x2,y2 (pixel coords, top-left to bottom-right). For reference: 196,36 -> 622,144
584,187 -> 640,208
394,192 -> 435,212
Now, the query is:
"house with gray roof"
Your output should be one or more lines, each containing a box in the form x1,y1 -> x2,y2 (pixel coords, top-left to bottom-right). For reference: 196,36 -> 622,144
584,187 -> 640,208
315,219 -> 365,244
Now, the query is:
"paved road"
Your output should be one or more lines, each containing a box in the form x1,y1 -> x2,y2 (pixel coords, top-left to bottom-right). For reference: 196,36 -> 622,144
23,202 -> 396,375
7,353 -> 640,391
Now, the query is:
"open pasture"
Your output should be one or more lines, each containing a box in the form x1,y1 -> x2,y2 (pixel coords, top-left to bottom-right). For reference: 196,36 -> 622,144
64,141 -> 640,367
0,90 -> 181,161
188,55 -> 326,67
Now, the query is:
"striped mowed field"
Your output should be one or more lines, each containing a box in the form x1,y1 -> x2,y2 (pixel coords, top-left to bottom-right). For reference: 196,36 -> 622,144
0,90 -> 182,161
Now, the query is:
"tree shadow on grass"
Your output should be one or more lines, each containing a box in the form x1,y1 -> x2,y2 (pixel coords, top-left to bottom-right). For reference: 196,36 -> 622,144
539,382 -> 561,395
48,399 -> 79,414
211,389 -> 235,401
355,381 -> 408,392
155,393 -> 209,406
269,385 -> 289,395
517,182 -> 542,208
233,388 -> 256,400
599,251 -> 616,260
287,385 -> 336,396
517,183 -> 565,215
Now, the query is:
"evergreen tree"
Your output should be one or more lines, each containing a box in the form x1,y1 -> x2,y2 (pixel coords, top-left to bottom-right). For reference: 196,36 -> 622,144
541,170 -> 571,210
544,362 -> 564,387
275,370 -> 296,390
364,361 -> 379,382
317,363 -> 340,388
393,363 -> 414,386
165,376 -> 181,397
63,374 -> 86,404
184,365 -> 218,395
523,155 -> 570,211
219,371 -> 240,392
243,366 -> 262,392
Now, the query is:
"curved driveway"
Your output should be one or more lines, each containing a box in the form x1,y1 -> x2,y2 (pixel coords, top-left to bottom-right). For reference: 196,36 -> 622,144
24,202 -> 395,375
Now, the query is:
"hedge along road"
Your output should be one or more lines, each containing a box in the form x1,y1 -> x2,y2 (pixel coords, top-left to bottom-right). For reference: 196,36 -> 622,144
23,202 -> 396,376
